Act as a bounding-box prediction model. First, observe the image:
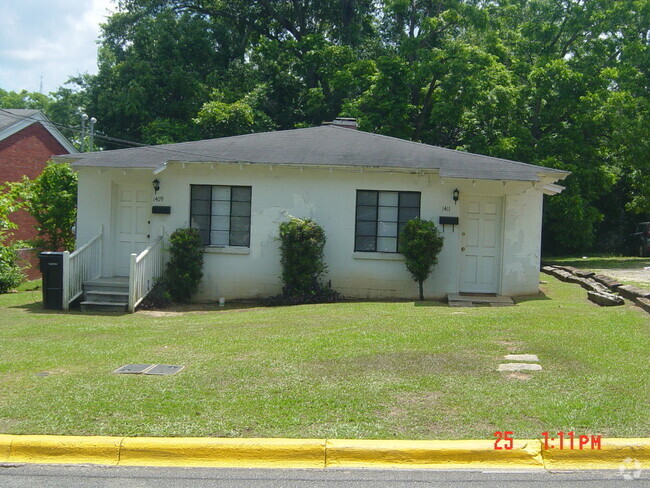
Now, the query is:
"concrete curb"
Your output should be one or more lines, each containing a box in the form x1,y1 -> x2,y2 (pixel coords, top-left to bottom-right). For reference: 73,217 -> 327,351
0,435 -> 648,470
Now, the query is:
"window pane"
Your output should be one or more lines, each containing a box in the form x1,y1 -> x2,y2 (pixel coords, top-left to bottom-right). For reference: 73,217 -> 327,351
400,192 -> 420,207
378,191 -> 398,206
378,206 -> 398,221
355,236 -> 376,251
191,185 -> 211,200
230,231 -> 250,247
212,216 -> 230,231
378,221 -> 398,237
356,221 -> 376,236
356,205 -> 377,221
377,237 -> 397,252
231,216 -> 249,232
213,186 -> 230,201
211,230 -> 229,246
191,215 -> 210,231
192,200 -> 210,215
211,201 -> 230,216
357,191 -> 377,206
399,207 -> 419,222
231,201 -> 251,217
198,229 -> 209,246
232,186 -> 251,202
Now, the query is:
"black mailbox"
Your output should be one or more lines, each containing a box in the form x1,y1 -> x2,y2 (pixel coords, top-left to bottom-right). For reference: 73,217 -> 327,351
439,216 -> 459,225
39,252 -> 65,310
152,206 -> 171,214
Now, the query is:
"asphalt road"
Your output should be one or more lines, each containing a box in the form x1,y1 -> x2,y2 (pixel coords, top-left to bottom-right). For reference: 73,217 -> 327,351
0,465 -> 643,487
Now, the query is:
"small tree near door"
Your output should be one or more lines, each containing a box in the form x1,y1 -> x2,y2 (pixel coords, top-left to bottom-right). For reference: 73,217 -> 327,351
400,218 -> 444,301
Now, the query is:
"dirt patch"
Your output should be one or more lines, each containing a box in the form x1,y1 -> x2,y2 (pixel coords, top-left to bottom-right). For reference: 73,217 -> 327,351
591,268 -> 650,287
506,372 -> 532,381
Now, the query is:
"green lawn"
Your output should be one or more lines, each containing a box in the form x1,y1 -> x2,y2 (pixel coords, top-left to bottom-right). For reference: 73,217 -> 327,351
0,275 -> 648,440
544,256 -> 650,271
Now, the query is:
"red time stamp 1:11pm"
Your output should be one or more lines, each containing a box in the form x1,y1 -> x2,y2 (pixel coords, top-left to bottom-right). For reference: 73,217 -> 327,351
493,431 -> 602,450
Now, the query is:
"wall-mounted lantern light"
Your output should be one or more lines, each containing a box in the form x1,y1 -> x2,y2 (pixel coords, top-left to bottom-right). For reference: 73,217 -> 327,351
453,188 -> 460,204
153,178 -> 160,194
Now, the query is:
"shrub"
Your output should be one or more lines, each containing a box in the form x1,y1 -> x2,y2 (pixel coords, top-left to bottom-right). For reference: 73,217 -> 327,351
270,217 -> 341,305
163,228 -> 204,302
400,218 -> 444,300
0,244 -> 23,293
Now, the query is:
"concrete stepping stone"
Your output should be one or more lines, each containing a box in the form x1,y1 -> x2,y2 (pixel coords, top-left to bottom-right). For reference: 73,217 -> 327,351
498,363 -> 542,372
503,354 -> 539,362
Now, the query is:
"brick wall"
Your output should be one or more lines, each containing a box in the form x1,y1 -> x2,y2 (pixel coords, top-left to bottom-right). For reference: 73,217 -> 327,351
0,122 -> 71,279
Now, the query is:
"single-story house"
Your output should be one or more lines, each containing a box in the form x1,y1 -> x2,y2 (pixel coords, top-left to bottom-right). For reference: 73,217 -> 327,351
53,119 -> 568,311
0,109 -> 77,278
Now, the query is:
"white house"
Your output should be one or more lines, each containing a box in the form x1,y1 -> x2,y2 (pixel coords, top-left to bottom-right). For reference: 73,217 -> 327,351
54,119 -> 569,311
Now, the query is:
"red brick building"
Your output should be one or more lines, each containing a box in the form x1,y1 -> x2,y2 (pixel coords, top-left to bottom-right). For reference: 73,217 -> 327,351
0,109 -> 77,278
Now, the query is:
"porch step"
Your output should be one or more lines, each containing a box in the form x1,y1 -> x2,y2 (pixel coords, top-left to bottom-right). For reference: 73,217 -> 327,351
80,300 -> 127,313
85,290 -> 129,303
447,293 -> 514,307
81,277 -> 129,312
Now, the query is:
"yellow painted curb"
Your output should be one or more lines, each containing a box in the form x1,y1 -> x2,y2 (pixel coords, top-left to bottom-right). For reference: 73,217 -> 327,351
1,435 -> 648,470
0,434 -> 13,462
325,439 -> 544,469
8,435 -> 122,465
542,438 -> 650,470
119,437 -> 326,468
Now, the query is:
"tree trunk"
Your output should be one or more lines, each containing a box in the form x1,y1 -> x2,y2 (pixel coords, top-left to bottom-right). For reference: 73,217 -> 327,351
419,280 -> 424,301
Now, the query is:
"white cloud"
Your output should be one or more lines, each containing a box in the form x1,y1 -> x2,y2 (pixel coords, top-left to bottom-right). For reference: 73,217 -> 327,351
0,0 -> 116,94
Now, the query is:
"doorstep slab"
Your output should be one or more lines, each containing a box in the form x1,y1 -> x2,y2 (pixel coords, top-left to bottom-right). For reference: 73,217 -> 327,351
503,354 -> 539,362
498,363 -> 542,372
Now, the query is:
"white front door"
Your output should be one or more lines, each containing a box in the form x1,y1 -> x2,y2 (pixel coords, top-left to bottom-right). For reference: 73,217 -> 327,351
459,196 -> 502,294
113,184 -> 150,276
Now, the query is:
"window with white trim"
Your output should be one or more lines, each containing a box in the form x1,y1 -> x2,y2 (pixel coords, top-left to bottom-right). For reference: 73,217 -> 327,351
354,190 -> 421,252
190,185 -> 251,246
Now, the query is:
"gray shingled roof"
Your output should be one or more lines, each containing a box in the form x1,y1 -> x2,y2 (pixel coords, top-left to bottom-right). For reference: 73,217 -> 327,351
56,125 -> 569,182
0,109 -> 40,132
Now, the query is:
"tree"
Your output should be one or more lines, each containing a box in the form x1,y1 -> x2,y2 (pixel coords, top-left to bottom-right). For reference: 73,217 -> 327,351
400,218 -> 444,301
22,162 -> 78,251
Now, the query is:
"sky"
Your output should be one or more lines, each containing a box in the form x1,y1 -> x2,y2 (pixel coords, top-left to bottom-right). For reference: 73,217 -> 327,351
0,0 -> 116,95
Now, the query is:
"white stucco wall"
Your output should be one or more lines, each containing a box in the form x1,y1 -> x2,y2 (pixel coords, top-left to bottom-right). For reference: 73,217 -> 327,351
75,163 -> 546,301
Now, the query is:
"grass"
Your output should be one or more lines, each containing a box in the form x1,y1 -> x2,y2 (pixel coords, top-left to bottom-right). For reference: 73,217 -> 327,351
0,275 -> 648,440
544,255 -> 650,271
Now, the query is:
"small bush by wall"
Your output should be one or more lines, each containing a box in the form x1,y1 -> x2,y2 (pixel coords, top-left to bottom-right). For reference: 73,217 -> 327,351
0,244 -> 23,293
163,228 -> 204,302
269,217 -> 341,305
400,218 -> 444,300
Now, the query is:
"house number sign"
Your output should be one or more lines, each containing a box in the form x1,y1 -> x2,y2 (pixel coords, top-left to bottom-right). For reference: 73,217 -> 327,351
441,205 -> 451,212
153,196 -> 165,202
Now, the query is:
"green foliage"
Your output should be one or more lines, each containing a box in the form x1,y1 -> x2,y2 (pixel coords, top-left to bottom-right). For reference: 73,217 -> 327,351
0,183 -> 25,293
400,219 -> 444,301
21,162 -> 78,251
14,0 -> 646,254
0,244 -> 23,294
274,217 -> 340,304
163,228 -> 204,302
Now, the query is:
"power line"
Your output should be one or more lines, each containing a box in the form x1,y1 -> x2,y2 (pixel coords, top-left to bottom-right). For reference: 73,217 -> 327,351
0,108 -> 242,162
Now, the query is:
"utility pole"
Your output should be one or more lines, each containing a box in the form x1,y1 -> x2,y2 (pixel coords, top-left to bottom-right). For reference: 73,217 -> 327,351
80,113 -> 88,152
89,117 -> 97,152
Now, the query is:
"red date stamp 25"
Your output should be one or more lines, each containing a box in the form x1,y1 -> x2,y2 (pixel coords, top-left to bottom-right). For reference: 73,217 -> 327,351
493,431 -> 602,450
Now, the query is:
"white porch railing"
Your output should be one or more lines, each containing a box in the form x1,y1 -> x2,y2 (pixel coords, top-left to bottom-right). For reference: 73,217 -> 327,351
128,233 -> 165,313
62,226 -> 103,310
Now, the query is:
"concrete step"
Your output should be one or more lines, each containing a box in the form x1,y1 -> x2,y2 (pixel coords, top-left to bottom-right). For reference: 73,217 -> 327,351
85,290 -> 129,303
80,300 -> 127,313
84,279 -> 129,294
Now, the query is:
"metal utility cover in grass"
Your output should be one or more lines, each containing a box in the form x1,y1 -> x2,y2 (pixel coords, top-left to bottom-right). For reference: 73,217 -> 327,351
145,364 -> 184,375
114,364 -> 155,374
113,364 -> 184,375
